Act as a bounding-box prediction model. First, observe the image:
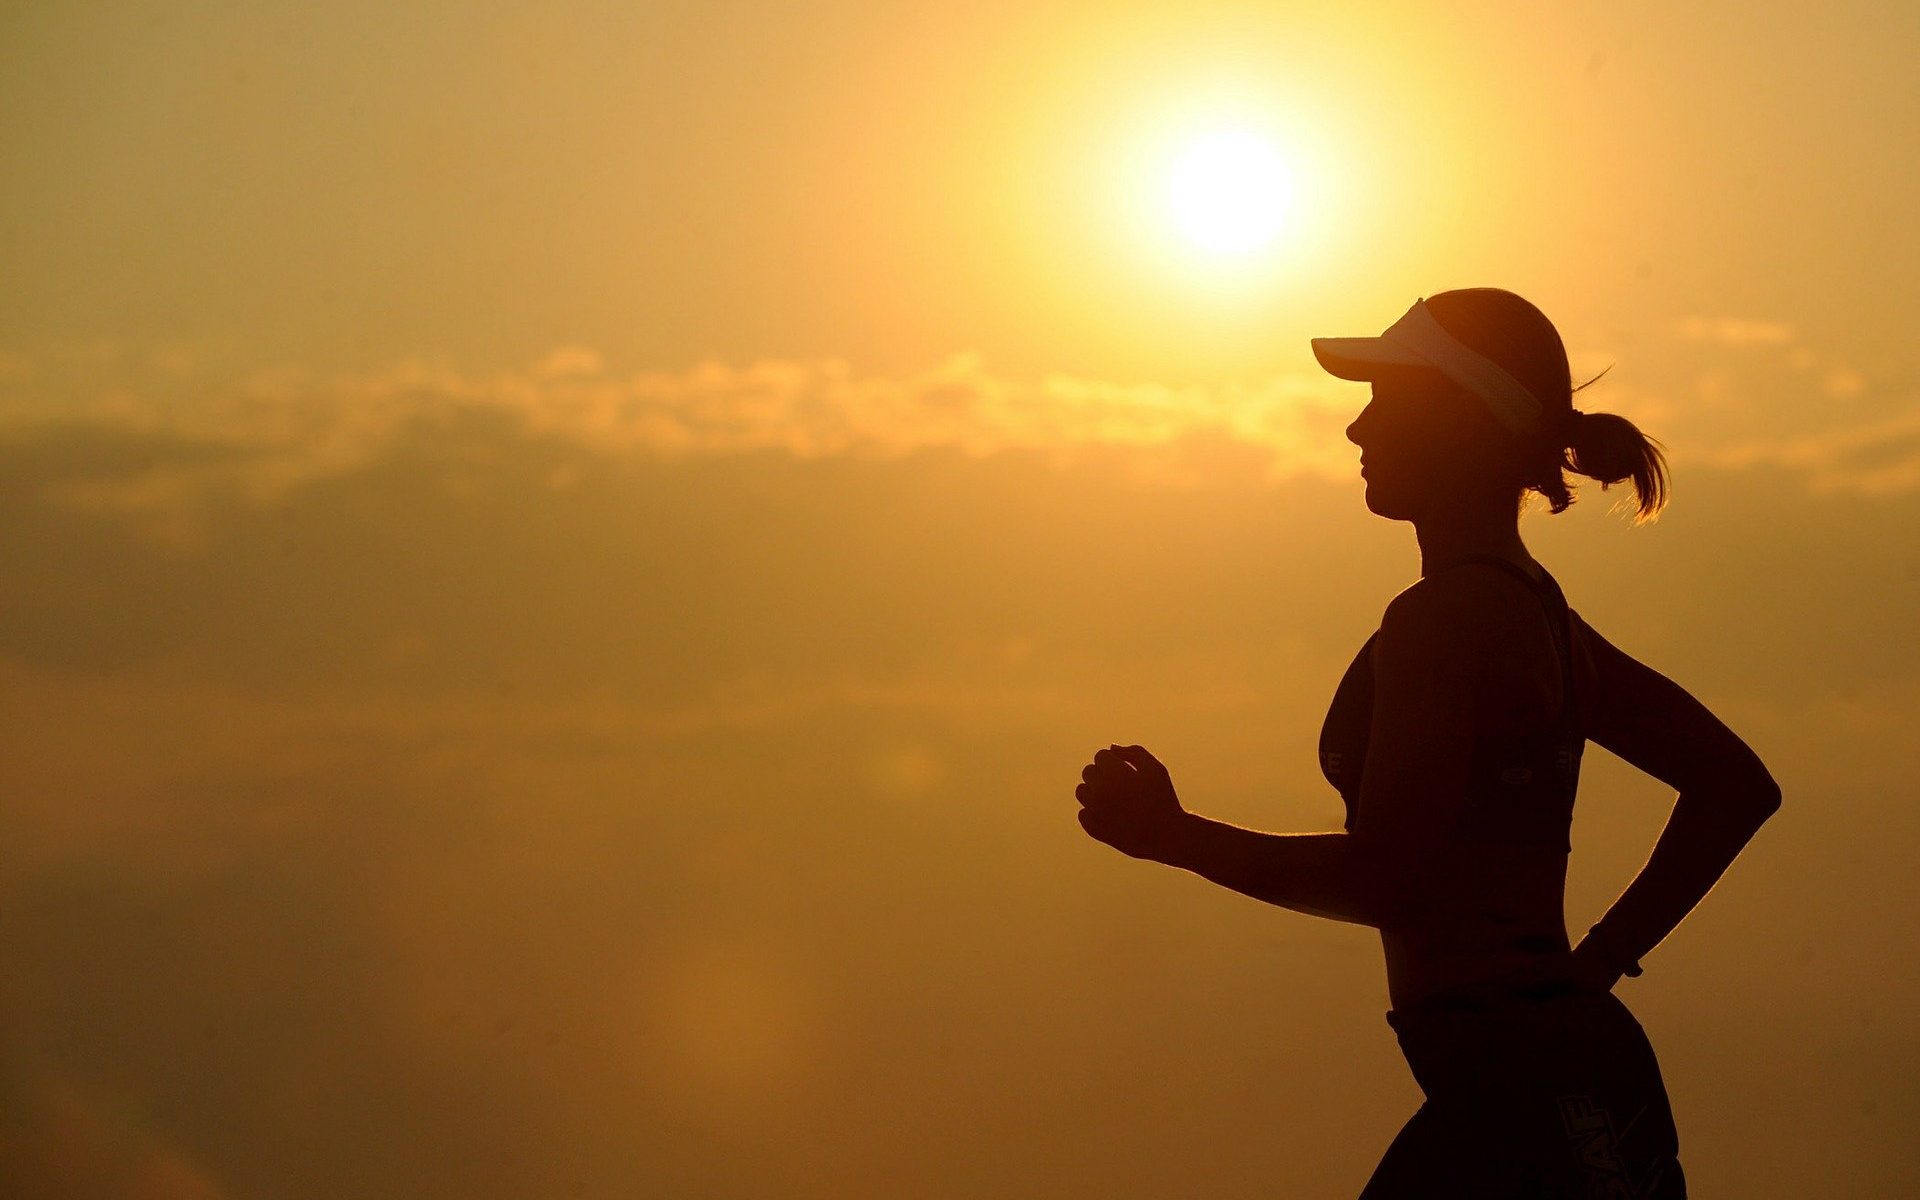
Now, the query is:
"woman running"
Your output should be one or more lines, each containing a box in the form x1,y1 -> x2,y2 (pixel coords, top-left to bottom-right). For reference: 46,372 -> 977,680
1072,287 -> 1781,1198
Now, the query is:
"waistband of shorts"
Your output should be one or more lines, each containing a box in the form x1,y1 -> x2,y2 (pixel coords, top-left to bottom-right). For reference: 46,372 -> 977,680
1384,977 -> 1588,1031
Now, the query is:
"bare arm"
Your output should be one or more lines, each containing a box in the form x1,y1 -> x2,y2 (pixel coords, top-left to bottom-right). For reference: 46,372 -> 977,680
1572,614 -> 1783,978
1155,820 -> 1385,927
1075,581 -> 1482,931
1076,747 -> 1392,926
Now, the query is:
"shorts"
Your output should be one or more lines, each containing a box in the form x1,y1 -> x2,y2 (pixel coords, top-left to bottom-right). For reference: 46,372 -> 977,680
1358,983 -> 1686,1198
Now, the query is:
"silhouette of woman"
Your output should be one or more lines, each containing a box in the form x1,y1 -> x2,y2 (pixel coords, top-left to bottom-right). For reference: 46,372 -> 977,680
1073,288 -> 1780,1198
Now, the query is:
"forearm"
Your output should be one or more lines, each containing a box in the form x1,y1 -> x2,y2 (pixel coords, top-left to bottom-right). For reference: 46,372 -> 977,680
1584,783 -> 1781,973
1152,814 -> 1389,928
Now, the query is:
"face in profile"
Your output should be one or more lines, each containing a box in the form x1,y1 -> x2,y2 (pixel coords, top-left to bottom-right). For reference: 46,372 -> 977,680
1344,368 -> 1500,522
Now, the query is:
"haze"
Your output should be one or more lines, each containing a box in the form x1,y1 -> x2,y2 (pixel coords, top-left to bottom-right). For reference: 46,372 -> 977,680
3,3 -> 1916,1197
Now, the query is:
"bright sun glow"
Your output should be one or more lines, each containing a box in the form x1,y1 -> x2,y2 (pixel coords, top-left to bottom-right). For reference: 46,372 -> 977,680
1164,128 -> 1294,255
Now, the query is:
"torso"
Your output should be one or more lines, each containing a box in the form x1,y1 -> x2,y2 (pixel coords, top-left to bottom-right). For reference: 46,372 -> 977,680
1319,555 -> 1592,1012
1378,846 -> 1574,1012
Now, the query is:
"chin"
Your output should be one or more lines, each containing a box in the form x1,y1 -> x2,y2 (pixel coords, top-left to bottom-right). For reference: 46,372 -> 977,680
1362,482 -> 1419,522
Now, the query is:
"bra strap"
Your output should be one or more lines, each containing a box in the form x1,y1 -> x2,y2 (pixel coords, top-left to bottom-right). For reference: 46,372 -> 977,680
1429,554 -> 1580,733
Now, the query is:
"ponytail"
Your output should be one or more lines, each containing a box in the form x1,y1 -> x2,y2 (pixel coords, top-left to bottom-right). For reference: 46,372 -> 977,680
1564,409 -> 1669,524
1415,289 -> 1673,522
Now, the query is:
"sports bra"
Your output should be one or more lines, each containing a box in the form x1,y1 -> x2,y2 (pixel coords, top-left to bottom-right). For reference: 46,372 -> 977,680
1317,555 -> 1584,853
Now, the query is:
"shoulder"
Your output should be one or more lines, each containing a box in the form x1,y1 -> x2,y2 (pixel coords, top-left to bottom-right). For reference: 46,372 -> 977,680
1372,572 -> 1505,686
1380,564 -> 1525,649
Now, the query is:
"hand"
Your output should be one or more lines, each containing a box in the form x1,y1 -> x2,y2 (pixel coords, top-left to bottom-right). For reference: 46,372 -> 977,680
1569,935 -> 1625,995
1074,744 -> 1191,862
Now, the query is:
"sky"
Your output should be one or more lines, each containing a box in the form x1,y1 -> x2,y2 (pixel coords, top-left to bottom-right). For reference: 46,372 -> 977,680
2,2 -> 1917,1196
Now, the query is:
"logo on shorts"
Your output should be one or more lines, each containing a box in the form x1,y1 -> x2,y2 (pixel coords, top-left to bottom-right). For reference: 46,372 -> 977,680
1558,1093 -> 1637,1199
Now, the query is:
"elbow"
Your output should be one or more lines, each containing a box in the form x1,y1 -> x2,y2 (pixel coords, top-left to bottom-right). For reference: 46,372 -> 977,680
1715,768 -> 1780,829
1706,746 -> 1782,823
1741,755 -> 1782,819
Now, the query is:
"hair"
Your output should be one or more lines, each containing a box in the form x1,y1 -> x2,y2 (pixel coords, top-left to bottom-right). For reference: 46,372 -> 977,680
1422,288 -> 1669,523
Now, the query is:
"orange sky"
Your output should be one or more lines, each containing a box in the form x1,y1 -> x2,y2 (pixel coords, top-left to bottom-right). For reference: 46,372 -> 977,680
3,3 -> 1917,1197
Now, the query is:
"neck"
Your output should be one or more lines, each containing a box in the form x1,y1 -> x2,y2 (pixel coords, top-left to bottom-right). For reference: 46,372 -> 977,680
1413,504 -> 1530,579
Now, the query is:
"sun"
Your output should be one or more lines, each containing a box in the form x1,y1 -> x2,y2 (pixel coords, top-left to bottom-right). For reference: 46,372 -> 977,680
1164,127 -> 1294,255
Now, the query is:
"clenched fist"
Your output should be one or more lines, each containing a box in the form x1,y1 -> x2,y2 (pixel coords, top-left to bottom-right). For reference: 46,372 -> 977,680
1074,744 -> 1193,862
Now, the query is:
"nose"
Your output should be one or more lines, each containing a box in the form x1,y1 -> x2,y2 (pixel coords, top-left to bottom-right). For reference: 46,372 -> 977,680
1346,402 -> 1371,448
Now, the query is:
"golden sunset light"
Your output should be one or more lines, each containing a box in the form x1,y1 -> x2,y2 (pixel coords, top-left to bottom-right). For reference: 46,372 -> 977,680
1165,126 -> 1295,254
3,3 -> 1916,1198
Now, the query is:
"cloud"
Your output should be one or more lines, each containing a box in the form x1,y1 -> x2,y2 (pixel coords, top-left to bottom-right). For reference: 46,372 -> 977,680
1821,366 -> 1867,398
7,331 -> 1920,560
1674,316 -> 1798,345
1704,406 -> 1920,496
1617,320 -> 1916,494
0,349 -> 1364,548
532,345 -> 605,378
2,347 -> 1359,474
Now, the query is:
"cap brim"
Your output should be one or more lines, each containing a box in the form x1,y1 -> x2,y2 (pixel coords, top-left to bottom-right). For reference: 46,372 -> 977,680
1310,336 -> 1427,381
